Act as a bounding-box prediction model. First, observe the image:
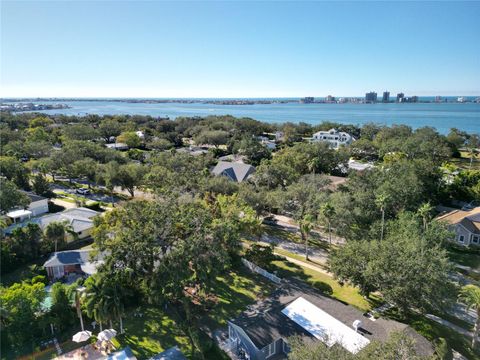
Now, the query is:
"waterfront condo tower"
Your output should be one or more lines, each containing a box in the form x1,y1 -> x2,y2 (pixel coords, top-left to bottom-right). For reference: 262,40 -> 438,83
365,92 -> 377,103
382,91 -> 390,103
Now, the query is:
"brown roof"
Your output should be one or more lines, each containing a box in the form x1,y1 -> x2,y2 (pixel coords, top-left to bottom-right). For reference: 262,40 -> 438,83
436,207 -> 480,234
436,207 -> 480,224
325,175 -> 348,190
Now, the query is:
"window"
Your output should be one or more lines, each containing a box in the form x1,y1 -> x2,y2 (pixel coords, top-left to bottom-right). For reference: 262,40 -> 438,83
472,235 -> 479,244
265,342 -> 275,357
283,341 -> 290,354
458,235 -> 464,243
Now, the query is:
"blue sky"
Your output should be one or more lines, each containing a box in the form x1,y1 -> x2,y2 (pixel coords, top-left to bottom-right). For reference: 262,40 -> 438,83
1,1 -> 479,98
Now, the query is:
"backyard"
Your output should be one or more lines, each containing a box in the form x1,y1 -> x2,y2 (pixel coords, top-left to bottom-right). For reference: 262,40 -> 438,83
106,268 -> 272,359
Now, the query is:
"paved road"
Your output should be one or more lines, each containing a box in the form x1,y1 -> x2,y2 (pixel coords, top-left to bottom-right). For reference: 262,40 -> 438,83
271,214 -> 346,245
259,234 -> 329,265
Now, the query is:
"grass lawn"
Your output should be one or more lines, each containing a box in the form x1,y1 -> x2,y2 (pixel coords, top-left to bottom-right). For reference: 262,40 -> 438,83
263,224 -> 334,252
386,309 -> 480,360
110,267 -> 272,359
450,152 -> 480,170
448,247 -> 480,270
202,267 -> 274,330
270,257 -> 378,312
1,260 -> 47,286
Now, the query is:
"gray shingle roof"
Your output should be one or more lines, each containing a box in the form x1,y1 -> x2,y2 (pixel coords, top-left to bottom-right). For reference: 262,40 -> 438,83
5,207 -> 99,234
21,191 -> 47,203
43,249 -> 103,267
231,279 -> 433,356
149,346 -> 187,360
211,161 -> 255,182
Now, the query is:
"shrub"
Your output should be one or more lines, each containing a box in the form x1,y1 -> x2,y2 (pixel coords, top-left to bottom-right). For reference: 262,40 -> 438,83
245,244 -> 278,271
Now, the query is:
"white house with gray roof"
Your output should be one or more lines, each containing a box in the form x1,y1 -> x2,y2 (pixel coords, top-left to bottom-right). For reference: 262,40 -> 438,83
312,129 -> 353,149
211,161 -> 255,183
44,249 -> 105,280
5,207 -> 99,241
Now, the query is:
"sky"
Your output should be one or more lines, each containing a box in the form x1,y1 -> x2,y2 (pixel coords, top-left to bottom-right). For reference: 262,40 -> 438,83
1,1 -> 479,98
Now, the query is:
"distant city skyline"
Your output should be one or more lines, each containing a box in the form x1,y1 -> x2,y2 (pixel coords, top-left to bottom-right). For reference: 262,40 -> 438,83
1,1 -> 479,98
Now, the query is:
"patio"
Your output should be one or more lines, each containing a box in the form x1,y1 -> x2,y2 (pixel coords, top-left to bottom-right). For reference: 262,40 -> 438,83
55,344 -> 105,360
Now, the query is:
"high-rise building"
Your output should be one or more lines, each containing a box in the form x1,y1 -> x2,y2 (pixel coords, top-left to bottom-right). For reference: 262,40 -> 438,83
396,93 -> 405,102
325,95 -> 335,103
382,91 -> 390,103
365,92 -> 377,103
299,97 -> 314,104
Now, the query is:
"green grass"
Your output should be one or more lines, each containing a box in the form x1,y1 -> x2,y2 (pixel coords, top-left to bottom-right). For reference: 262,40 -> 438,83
108,268 -> 272,359
271,258 -> 379,312
0,260 -> 47,287
450,152 -> 480,170
202,268 -> 274,330
448,247 -> 480,270
111,306 -> 193,359
263,224 -> 334,252
385,309 -> 480,360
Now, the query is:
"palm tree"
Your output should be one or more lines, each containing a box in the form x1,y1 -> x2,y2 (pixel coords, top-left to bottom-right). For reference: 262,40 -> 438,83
320,203 -> 336,245
299,214 -> 314,261
98,276 -> 126,334
466,135 -> 479,170
84,277 -> 109,332
375,193 -> 389,241
417,202 -> 434,231
44,220 -> 77,252
458,284 -> 480,349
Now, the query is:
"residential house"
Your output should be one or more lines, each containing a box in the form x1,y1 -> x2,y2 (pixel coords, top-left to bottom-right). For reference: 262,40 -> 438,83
149,346 -> 187,360
436,207 -> 480,246
6,191 -> 49,223
226,280 -> 433,360
5,207 -> 99,241
44,249 -> 105,280
211,161 -> 255,183
312,129 -> 353,149
105,143 -> 129,151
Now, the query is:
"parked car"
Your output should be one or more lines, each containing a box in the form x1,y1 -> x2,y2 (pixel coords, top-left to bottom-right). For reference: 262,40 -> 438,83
76,188 -> 91,195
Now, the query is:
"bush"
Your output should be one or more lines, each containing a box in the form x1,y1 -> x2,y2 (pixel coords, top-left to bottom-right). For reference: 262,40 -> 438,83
30,275 -> 47,285
434,338 -> 453,360
312,281 -> 333,295
85,201 -> 101,211
245,244 -> 278,271
48,201 -> 65,213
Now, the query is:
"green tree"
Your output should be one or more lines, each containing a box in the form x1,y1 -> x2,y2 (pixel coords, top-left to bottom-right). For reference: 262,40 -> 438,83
375,192 -> 389,241
43,220 -> 76,252
0,282 -> 46,353
63,124 -> 99,141
0,178 -> 30,213
466,134 -> 479,169
329,213 -> 456,314
98,119 -> 122,142
194,130 -> 230,147
320,202 -> 336,244
50,282 -> 76,331
299,214 -> 315,260
32,174 -> 51,197
0,156 -> 30,189
72,158 -> 98,188
116,163 -> 146,197
288,331 -> 429,360
231,136 -> 271,166
458,285 -> 480,349
117,131 -> 142,148
417,202 -> 434,232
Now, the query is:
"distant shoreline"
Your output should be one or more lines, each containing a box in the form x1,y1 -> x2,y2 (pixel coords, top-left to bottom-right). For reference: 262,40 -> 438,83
2,96 -> 480,105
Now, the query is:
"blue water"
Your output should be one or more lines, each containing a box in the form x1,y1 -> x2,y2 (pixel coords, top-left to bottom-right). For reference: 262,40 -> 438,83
14,100 -> 480,134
